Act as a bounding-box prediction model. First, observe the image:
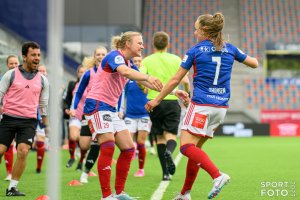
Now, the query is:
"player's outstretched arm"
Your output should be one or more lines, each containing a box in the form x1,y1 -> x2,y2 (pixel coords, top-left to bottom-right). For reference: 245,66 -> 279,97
243,55 -> 259,68
117,64 -> 163,91
145,67 -> 188,112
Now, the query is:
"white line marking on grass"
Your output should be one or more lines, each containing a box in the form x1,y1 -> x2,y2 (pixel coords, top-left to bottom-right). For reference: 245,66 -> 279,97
150,153 -> 183,200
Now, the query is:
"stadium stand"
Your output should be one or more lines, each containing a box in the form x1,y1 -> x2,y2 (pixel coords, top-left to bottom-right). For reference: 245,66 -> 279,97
240,0 -> 300,60
245,78 -> 300,110
142,0 -> 221,58
239,0 -> 300,120
0,0 -> 80,75
0,28 -> 21,77
142,0 -> 299,122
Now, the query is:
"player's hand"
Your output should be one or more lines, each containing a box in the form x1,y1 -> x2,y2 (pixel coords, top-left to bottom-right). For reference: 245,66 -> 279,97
175,90 -> 190,107
147,76 -> 163,92
175,90 -> 189,101
182,97 -> 190,107
39,121 -> 49,137
65,109 -> 70,115
145,99 -> 160,112
69,109 -> 76,117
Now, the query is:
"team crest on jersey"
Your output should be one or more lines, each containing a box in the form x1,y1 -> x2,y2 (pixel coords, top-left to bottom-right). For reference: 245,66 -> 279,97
115,55 -> 125,64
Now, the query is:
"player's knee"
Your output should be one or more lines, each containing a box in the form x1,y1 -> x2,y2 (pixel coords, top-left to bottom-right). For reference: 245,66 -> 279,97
17,146 -> 30,158
80,143 -> 90,151
180,143 -> 194,155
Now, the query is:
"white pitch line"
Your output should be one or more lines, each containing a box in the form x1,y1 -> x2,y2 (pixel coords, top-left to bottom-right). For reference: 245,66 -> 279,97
150,153 -> 183,200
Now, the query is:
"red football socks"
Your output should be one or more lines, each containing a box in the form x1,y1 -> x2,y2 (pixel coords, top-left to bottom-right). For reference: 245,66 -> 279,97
68,140 -> 77,159
36,141 -> 45,171
98,141 -> 115,198
115,148 -> 134,194
4,144 -> 14,174
180,144 -> 220,179
181,158 -> 200,194
137,143 -> 146,169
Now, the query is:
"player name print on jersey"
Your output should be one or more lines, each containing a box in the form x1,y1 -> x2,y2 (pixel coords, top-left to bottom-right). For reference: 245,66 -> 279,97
209,87 -> 226,94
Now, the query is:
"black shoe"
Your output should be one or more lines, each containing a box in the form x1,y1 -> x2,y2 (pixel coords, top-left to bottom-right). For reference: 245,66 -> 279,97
75,162 -> 83,171
162,174 -> 171,181
66,158 -> 75,168
36,168 -> 41,174
6,187 -> 26,196
165,150 -> 176,175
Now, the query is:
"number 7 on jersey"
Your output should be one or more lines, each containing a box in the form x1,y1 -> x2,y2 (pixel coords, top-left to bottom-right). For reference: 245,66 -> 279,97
212,56 -> 221,85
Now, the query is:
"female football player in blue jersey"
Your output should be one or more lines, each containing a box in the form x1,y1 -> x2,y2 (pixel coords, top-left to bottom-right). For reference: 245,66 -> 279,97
145,12 -> 258,200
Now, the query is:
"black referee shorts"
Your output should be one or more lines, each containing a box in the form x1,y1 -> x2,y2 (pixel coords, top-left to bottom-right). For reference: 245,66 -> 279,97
149,100 -> 181,136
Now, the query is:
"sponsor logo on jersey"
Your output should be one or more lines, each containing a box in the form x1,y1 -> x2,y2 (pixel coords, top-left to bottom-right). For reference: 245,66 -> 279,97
199,46 -> 228,53
206,95 -> 229,101
192,113 -> 207,129
115,55 -> 125,64
103,114 -> 112,122
182,55 -> 188,62
199,46 -> 211,52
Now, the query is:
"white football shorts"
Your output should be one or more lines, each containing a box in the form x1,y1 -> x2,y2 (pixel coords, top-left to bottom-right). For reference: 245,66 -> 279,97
124,117 -> 151,133
36,123 -> 45,137
85,111 -> 128,140
181,102 -> 227,138
69,117 -> 82,129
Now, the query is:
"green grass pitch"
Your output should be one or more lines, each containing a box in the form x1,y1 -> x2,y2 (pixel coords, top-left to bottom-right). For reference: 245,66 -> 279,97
0,137 -> 299,200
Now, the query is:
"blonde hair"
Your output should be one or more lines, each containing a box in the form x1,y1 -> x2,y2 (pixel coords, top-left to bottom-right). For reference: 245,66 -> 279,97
111,31 -> 142,50
111,36 -> 122,50
82,56 -> 97,70
94,46 -> 107,56
197,12 -> 225,50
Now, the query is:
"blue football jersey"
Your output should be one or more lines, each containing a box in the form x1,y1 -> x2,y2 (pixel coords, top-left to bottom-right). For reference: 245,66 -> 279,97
181,40 -> 247,107
124,75 -> 149,118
